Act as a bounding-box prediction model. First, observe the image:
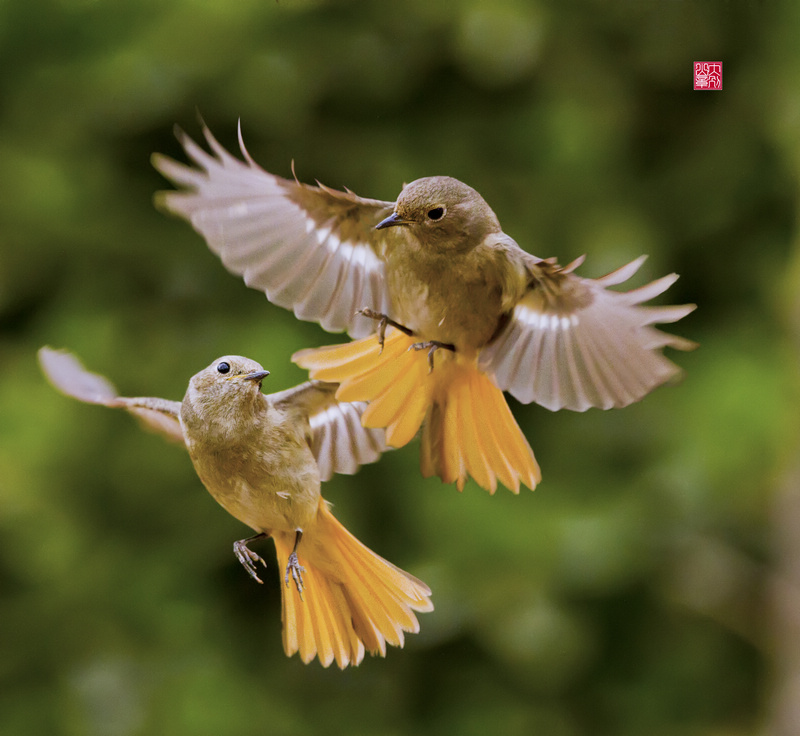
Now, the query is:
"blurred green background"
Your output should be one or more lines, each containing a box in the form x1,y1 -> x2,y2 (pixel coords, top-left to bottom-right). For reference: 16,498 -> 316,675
3,0 -> 800,734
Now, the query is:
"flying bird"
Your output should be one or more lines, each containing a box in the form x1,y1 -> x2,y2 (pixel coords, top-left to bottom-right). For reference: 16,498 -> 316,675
39,347 -> 432,668
152,124 -> 695,494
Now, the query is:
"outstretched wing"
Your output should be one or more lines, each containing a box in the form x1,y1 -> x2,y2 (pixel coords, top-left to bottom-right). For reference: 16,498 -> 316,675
271,381 -> 386,481
38,347 -> 185,444
153,124 -> 397,338
479,256 -> 697,412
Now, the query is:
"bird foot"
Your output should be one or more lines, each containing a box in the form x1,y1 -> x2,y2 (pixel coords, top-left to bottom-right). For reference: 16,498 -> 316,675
233,533 -> 268,584
357,308 -> 413,352
284,551 -> 306,599
410,340 -> 456,373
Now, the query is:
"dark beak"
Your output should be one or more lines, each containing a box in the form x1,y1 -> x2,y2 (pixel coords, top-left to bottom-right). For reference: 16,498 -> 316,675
243,370 -> 270,383
375,212 -> 407,230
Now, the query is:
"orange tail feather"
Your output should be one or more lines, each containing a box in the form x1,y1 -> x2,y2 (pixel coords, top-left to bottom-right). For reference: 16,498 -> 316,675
273,499 -> 432,668
293,330 -> 541,493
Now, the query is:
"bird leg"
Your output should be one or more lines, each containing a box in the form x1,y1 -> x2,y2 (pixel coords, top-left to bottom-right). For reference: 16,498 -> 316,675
233,532 -> 269,584
284,529 -> 306,599
410,340 -> 456,373
357,308 -> 413,352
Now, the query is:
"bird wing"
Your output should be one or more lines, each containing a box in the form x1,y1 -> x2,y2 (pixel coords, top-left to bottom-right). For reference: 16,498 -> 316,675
271,381 -> 387,481
478,256 -> 697,411
153,124 -> 397,338
38,347 -> 185,444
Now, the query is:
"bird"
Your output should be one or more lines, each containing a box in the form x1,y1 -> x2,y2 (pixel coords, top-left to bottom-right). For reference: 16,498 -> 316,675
38,347 -> 433,669
152,123 -> 696,494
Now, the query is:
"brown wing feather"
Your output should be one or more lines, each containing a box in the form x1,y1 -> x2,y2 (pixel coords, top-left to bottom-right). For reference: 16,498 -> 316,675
153,123 -> 397,337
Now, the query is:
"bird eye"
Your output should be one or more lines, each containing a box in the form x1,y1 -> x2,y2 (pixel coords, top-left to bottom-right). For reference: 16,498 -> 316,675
216,362 -> 230,374
427,207 -> 445,221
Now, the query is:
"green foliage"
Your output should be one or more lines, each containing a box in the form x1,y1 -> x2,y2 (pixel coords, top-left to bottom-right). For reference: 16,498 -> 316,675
2,1 -> 797,734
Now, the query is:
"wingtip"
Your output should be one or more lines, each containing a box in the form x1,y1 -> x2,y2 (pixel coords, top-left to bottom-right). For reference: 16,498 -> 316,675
597,254 -> 649,286
200,120 -> 220,153
560,254 -> 586,274
37,345 -> 70,378
151,189 -> 174,215
669,333 -> 700,352
37,345 -> 57,373
172,122 -> 187,144
149,150 -> 174,181
38,346 -> 120,405
236,118 -> 257,166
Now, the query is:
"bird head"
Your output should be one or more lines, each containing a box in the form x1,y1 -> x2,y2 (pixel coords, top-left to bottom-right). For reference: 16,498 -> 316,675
184,355 -> 269,424
375,176 -> 501,251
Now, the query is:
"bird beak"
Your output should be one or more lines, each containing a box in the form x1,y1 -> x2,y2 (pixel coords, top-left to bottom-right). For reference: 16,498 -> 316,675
375,212 -> 408,230
243,370 -> 270,383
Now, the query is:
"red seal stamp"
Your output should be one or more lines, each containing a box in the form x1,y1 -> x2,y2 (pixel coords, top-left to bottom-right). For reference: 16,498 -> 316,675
694,62 -> 722,90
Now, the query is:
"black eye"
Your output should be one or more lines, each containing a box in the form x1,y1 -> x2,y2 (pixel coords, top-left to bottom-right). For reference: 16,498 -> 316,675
216,362 -> 230,374
427,207 -> 445,221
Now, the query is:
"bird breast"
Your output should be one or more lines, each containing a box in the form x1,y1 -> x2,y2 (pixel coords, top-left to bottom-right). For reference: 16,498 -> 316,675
184,420 -> 321,534
385,243 -> 511,351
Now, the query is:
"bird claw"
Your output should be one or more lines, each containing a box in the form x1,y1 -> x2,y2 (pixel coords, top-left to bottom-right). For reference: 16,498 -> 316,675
233,537 -> 268,584
357,308 -> 413,353
285,551 -> 306,599
410,340 -> 456,373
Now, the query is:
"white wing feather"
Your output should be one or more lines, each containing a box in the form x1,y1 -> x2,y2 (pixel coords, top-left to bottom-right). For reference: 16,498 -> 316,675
479,258 -> 696,411
153,125 -> 393,337
309,401 -> 387,481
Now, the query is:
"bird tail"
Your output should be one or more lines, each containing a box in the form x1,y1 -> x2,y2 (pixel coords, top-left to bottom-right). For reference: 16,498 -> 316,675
293,328 -> 541,493
272,499 -> 433,669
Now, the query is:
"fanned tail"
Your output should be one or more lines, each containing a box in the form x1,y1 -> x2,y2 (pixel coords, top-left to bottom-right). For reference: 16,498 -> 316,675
294,328 -> 435,447
274,500 -> 433,669
293,329 -> 541,493
420,361 -> 541,493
